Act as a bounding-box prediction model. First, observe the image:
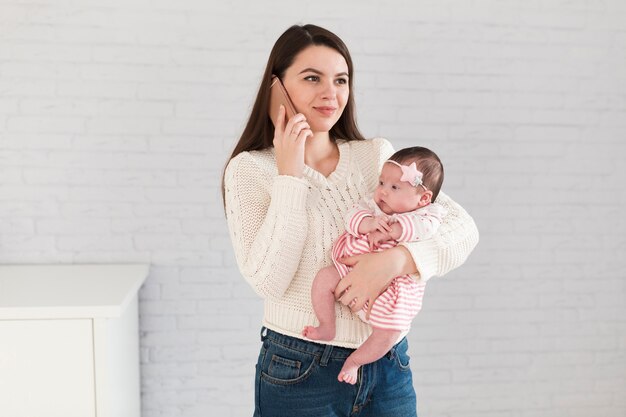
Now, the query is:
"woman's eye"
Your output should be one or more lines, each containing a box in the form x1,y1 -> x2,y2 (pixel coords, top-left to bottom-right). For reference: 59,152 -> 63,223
304,75 -> 319,82
336,78 -> 348,85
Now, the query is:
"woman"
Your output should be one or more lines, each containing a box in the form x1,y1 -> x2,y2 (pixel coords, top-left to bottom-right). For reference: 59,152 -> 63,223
222,24 -> 479,417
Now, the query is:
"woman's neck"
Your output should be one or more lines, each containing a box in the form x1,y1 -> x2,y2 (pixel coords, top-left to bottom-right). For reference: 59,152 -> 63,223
304,132 -> 339,176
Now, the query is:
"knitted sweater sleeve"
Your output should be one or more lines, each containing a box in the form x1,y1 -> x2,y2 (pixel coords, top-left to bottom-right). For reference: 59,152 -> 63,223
224,152 -> 309,299
375,138 -> 479,282
398,192 -> 479,282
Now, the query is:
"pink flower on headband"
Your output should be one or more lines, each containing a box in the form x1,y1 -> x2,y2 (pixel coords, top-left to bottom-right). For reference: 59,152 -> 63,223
385,160 -> 426,188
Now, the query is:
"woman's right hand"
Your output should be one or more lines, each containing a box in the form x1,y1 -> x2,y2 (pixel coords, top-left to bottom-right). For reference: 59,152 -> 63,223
273,105 -> 313,178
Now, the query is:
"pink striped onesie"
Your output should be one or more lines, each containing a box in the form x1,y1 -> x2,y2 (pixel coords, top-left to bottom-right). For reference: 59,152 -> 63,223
332,197 -> 447,331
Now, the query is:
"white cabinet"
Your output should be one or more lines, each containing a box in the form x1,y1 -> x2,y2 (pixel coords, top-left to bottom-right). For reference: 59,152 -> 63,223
0,264 -> 149,417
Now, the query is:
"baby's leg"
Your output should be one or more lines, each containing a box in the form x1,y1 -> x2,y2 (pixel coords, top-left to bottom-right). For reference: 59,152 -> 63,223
302,266 -> 341,341
338,328 -> 401,384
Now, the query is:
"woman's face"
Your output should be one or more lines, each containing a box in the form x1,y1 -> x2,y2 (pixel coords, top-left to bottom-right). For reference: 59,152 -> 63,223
282,45 -> 350,134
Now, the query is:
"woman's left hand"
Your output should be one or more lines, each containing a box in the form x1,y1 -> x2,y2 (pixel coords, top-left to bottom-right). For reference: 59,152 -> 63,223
334,246 -> 419,319
333,251 -> 396,320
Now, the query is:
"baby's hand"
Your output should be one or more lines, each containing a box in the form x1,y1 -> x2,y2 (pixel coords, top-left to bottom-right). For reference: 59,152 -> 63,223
359,215 -> 391,235
368,230 -> 392,251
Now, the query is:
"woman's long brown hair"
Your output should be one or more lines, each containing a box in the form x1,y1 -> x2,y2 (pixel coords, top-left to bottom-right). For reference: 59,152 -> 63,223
221,24 -> 366,207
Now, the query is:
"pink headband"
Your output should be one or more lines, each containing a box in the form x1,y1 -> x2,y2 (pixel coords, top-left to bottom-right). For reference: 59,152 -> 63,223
384,160 -> 428,190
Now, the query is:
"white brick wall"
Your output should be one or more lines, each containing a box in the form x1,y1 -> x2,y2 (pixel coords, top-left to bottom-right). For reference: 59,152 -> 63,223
1,1 -> 625,416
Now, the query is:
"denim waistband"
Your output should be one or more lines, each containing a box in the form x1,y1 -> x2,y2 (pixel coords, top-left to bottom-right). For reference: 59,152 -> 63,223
260,327 -> 406,361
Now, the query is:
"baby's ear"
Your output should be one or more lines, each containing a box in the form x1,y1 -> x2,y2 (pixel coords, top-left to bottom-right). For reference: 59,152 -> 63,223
420,190 -> 433,206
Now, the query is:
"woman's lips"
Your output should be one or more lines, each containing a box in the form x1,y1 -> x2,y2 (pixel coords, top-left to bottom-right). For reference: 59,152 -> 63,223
314,106 -> 337,116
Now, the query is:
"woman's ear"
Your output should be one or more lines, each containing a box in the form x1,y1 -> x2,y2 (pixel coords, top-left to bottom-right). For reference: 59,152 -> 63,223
419,190 -> 433,207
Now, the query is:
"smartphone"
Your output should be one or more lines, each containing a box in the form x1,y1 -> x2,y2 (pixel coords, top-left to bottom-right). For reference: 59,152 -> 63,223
268,75 -> 297,126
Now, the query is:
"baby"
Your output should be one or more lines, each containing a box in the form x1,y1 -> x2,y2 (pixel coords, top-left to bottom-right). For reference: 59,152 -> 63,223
302,146 -> 447,384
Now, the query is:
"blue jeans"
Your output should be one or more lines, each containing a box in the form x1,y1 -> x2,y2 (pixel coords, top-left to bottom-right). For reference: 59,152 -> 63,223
253,327 -> 417,417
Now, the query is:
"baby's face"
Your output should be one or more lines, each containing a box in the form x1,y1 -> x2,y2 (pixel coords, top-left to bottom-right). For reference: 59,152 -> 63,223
374,163 -> 425,215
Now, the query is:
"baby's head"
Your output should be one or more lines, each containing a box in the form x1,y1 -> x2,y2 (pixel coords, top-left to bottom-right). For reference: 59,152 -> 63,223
374,146 -> 444,215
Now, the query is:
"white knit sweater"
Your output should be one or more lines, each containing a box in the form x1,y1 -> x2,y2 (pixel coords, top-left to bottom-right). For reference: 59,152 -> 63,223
224,138 -> 479,348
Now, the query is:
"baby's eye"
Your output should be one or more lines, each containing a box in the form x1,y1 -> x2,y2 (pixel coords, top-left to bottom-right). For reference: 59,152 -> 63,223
392,185 -> 399,190
304,75 -> 320,82
378,181 -> 384,186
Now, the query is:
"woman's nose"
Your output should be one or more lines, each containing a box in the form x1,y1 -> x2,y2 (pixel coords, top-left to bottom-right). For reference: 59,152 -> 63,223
320,81 -> 337,99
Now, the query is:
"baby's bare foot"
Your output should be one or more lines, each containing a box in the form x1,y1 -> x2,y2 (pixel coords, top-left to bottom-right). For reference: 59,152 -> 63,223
302,324 -> 335,341
338,360 -> 359,385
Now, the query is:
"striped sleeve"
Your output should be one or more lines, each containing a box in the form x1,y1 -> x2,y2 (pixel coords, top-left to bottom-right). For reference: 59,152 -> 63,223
344,200 -> 374,236
394,209 -> 443,242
